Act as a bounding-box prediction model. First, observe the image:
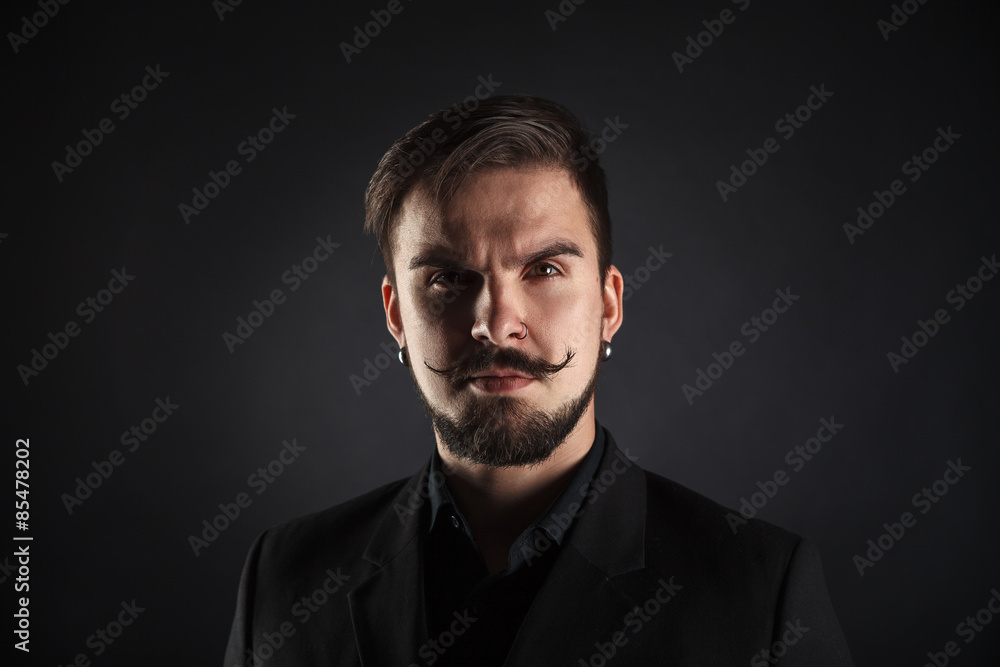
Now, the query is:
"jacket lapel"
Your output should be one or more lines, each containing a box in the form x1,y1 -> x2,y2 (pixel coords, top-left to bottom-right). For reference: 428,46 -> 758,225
348,464 -> 430,666
504,432 -> 648,665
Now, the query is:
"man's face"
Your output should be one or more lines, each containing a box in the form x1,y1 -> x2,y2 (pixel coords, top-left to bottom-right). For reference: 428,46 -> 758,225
382,167 -> 622,468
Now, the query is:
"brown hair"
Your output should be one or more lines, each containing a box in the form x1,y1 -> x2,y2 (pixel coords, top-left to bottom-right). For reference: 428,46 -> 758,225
363,94 -> 613,287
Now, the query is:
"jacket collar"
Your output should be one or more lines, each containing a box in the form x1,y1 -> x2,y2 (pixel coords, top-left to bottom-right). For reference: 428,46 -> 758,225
348,425 -> 647,666
426,421 -> 608,559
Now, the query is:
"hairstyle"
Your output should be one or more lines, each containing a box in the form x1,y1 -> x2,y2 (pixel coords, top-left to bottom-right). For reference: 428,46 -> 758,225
363,94 -> 613,287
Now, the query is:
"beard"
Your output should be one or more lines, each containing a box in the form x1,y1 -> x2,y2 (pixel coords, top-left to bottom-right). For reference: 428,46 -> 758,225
408,340 -> 602,468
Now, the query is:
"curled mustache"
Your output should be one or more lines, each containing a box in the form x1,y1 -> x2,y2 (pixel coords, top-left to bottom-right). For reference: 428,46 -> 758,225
424,346 -> 575,385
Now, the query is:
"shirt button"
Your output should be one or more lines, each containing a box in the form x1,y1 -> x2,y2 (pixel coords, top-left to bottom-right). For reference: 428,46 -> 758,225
451,515 -> 460,529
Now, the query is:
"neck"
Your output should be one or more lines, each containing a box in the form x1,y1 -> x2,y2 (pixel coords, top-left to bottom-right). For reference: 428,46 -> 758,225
435,405 -> 597,572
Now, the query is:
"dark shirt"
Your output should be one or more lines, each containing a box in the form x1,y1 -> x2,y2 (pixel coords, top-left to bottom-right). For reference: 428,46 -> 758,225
420,422 -> 607,667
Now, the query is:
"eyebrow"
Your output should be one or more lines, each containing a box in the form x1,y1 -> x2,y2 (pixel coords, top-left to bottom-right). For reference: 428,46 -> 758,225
408,239 -> 585,272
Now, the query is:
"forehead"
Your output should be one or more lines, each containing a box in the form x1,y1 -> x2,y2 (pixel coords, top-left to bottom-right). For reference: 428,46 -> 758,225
393,167 -> 593,268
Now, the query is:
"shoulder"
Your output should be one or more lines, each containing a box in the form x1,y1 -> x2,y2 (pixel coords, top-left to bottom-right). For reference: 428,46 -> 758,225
249,475 -> 412,584
640,467 -> 803,585
225,472 -> 424,659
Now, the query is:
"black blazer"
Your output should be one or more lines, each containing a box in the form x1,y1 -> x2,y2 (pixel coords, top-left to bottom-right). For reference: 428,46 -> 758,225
223,428 -> 854,666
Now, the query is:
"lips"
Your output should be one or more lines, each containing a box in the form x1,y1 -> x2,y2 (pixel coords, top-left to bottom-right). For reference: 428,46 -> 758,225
469,375 -> 535,393
470,368 -> 532,380
467,367 -> 536,393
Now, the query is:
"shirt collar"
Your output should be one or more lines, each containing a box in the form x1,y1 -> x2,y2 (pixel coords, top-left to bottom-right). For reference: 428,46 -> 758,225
426,420 -> 607,547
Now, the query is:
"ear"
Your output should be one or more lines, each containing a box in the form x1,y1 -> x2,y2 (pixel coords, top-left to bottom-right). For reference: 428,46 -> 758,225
601,265 -> 624,342
383,275 -> 406,350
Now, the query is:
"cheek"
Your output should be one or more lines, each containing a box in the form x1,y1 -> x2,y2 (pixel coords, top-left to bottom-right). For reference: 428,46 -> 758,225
530,285 -> 600,336
408,282 -> 473,326
401,301 -> 465,364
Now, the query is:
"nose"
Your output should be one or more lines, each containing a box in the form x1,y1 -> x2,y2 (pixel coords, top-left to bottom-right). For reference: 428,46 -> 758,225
469,276 -> 527,346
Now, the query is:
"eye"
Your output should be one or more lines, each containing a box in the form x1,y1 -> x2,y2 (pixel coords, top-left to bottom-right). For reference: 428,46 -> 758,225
431,270 -> 464,287
530,263 -> 560,278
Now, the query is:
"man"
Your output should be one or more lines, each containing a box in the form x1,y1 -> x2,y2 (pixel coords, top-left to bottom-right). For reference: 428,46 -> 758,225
223,94 -> 854,666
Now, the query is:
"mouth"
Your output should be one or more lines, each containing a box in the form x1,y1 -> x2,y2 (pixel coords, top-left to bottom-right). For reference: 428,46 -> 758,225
468,368 -> 536,393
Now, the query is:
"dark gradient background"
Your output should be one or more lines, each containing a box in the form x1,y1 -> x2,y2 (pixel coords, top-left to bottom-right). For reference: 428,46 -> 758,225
4,0 -> 998,664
